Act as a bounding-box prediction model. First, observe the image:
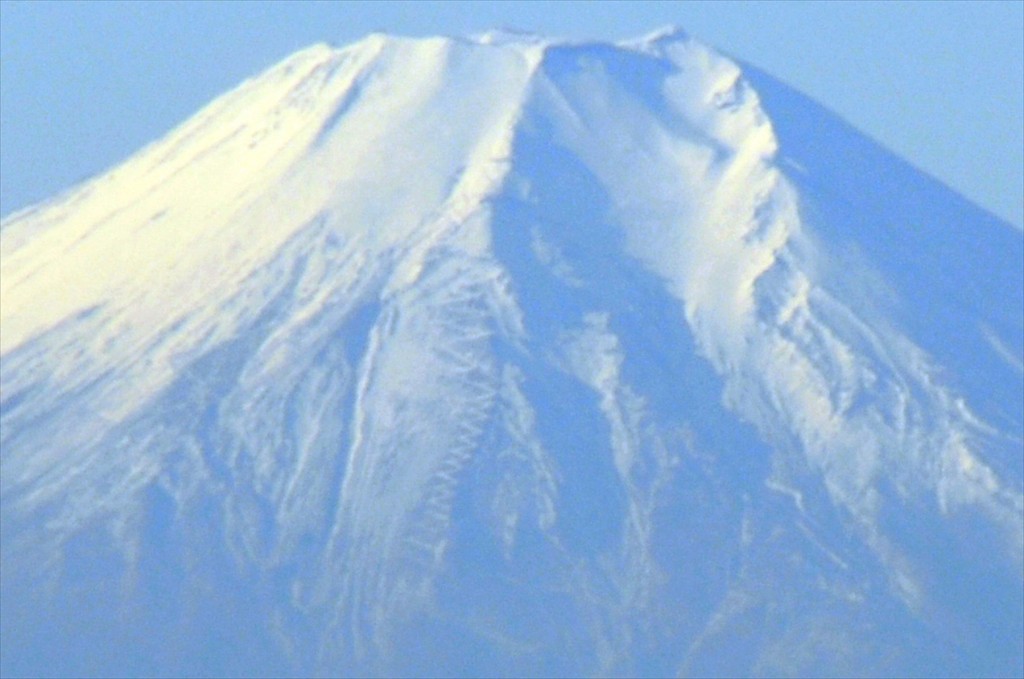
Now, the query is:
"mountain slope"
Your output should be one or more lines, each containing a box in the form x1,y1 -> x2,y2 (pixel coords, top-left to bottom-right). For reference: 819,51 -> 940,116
1,29 -> 1021,678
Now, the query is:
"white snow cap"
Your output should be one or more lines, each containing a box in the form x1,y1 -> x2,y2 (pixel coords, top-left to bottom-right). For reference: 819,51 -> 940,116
1,27 -> 1021,679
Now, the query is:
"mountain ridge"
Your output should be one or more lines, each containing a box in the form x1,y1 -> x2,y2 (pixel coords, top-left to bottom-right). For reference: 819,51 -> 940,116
1,29 -> 1021,678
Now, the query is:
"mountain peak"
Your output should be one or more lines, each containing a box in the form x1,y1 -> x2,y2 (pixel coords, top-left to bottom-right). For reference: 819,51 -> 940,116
1,28 -> 1021,679
472,26 -> 548,46
629,23 -> 692,47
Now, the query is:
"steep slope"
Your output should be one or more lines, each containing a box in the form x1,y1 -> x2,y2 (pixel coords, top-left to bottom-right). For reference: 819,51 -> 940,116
1,29 -> 1021,678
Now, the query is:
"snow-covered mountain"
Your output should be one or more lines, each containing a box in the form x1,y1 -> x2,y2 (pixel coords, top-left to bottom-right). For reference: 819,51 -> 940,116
1,28 -> 1021,678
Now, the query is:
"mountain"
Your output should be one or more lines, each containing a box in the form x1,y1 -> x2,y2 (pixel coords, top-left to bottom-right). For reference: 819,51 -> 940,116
1,28 -> 1021,678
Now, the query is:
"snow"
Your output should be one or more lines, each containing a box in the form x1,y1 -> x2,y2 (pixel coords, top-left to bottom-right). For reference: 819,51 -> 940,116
2,28 -> 1022,678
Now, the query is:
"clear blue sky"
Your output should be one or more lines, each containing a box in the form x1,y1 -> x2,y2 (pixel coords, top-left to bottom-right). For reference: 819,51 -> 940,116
1,0 -> 1021,227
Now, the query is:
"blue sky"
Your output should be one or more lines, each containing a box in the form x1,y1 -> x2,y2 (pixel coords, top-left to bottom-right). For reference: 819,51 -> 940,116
1,0 -> 1021,227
